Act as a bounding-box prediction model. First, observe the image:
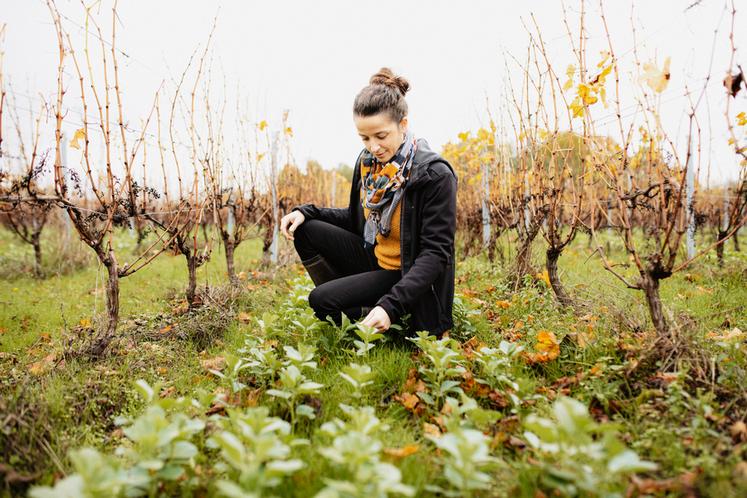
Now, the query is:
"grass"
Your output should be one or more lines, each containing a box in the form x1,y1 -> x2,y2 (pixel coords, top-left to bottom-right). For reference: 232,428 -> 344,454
1,226 -> 746,497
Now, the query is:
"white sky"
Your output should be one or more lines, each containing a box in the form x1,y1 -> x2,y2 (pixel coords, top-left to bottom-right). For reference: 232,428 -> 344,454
2,0 -> 746,189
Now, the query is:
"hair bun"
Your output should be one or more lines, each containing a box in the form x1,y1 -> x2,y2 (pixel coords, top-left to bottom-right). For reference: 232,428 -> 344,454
369,67 -> 410,96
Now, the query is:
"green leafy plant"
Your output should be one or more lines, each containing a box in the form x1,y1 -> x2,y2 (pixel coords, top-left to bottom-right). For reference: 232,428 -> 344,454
338,363 -> 375,399
29,380 -> 206,498
207,406 -> 306,497
242,342 -> 284,388
29,448 -> 135,498
111,380 -> 206,495
521,396 -> 657,496
315,404 -> 415,498
353,323 -> 386,356
210,353 -> 252,394
473,342 -> 530,408
408,331 -> 466,410
317,312 -> 357,356
425,425 -> 501,497
283,343 -> 317,370
266,364 -> 324,427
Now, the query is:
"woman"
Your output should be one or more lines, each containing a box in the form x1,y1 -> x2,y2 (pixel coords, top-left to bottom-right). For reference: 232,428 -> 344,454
279,67 -> 457,336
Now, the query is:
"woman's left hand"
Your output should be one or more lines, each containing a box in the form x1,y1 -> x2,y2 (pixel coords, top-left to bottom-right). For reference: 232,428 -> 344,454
360,306 -> 391,332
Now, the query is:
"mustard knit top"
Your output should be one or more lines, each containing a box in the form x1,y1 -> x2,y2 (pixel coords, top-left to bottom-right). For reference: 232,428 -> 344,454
360,162 -> 402,270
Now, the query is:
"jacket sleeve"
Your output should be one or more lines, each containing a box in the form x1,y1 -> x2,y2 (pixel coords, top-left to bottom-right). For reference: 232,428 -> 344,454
375,169 -> 457,325
291,203 -> 352,232
290,152 -> 362,232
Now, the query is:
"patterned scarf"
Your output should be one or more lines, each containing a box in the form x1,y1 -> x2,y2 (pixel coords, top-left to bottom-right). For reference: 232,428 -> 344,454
360,128 -> 418,249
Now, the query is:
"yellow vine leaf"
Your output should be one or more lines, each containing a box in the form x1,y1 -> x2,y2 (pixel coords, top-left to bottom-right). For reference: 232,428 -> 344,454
640,56 -> 671,93
577,83 -> 598,106
535,269 -> 551,287
69,128 -> 86,150
569,97 -> 584,118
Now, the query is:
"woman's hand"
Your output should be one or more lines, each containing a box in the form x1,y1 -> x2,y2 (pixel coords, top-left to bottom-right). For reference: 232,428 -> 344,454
280,210 -> 305,240
360,305 -> 391,332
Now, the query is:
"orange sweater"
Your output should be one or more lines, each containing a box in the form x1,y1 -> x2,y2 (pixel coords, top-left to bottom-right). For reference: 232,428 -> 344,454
360,160 -> 402,270
362,197 -> 402,270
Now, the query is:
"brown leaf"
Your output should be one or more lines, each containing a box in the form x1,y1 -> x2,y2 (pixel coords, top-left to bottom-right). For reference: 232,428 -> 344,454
28,353 -> 56,376
724,69 -> 744,98
201,355 -> 225,372
423,422 -> 441,438
395,392 -> 420,412
730,421 -> 747,442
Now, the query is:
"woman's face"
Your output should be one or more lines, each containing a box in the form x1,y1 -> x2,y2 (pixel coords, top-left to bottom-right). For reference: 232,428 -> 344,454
354,112 -> 408,164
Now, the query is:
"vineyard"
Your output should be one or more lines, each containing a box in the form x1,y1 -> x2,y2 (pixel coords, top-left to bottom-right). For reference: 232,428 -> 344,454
1,1 -> 747,497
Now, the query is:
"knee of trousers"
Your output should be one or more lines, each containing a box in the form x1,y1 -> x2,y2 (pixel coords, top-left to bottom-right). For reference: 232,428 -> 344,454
293,219 -> 321,255
308,285 -> 339,314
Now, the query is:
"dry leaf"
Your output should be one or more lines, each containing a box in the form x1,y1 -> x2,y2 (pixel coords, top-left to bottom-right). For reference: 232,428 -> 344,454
640,56 -> 671,93
201,355 -> 225,372
423,422 -> 441,438
383,444 -> 420,459
28,353 -> 56,376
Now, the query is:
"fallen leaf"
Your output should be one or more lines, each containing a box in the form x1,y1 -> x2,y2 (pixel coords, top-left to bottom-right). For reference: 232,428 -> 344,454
423,422 -> 441,438
201,355 -> 225,372
383,444 -> 420,459
28,353 -> 56,376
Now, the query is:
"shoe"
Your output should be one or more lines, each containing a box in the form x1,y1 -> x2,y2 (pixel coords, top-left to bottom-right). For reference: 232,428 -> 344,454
301,254 -> 340,286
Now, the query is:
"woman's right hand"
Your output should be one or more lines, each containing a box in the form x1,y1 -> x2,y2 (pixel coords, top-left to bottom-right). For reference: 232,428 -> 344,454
280,210 -> 306,240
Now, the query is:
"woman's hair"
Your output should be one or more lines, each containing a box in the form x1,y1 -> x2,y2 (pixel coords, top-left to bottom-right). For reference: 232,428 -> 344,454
353,67 -> 410,123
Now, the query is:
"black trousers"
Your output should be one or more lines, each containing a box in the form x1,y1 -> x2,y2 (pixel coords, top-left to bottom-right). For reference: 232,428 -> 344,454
293,219 -> 402,325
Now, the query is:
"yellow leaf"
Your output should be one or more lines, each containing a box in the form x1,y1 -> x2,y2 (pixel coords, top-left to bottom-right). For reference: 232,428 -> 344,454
577,83 -> 598,105
737,112 -> 747,127
237,312 -> 252,324
597,50 -> 611,68
284,126 -> 293,136
565,64 -> 576,80
69,128 -> 86,150
640,56 -> 671,93
533,330 -> 560,362
257,120 -> 268,131
535,269 -> 551,287
569,98 -> 585,118
383,444 -> 420,459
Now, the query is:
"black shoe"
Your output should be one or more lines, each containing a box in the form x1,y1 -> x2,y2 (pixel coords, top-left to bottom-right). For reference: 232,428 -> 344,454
301,254 -> 341,286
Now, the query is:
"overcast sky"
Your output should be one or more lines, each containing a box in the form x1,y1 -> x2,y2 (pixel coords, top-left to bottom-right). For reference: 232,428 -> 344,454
2,0 -> 745,187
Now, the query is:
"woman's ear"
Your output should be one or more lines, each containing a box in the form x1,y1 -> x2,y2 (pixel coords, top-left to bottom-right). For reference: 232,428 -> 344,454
399,116 -> 408,131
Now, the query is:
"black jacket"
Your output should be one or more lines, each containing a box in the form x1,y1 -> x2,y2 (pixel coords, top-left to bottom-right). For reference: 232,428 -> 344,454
292,138 -> 458,336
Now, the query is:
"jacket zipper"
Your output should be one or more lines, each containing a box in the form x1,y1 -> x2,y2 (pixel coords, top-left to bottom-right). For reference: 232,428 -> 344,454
400,189 -> 406,275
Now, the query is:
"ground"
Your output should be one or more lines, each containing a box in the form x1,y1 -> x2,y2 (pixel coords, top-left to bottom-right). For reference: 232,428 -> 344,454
1,227 -> 746,497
